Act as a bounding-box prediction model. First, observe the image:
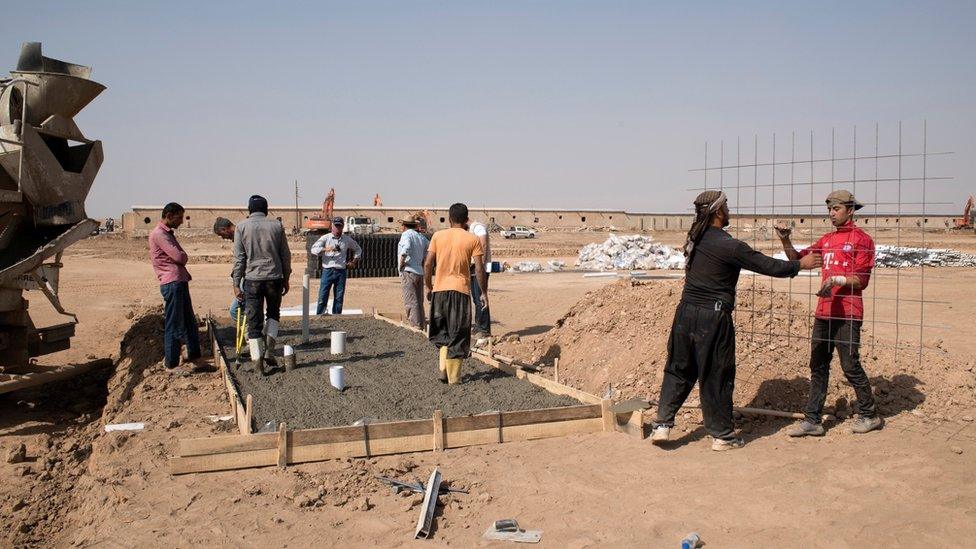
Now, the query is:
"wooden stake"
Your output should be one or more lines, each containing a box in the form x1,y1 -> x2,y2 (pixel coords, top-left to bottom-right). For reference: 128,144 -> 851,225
277,422 -> 288,467
244,394 -> 253,435
554,357 -> 560,384
601,399 -> 614,432
432,410 -> 444,451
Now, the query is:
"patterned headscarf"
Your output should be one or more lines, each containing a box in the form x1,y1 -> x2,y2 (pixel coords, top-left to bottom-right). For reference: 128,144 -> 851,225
683,190 -> 727,270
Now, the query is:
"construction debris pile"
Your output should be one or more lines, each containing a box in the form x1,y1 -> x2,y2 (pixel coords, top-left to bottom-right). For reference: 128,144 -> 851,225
576,235 -> 684,271
874,245 -> 976,268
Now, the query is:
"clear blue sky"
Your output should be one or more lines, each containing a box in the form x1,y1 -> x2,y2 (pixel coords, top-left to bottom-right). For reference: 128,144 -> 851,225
5,1 -> 973,217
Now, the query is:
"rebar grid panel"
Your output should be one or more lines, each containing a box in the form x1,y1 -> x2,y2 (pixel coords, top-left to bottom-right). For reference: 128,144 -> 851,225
694,123 -> 952,376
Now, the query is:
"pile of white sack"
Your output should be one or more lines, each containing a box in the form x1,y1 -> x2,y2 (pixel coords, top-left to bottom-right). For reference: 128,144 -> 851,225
509,260 -> 566,273
576,234 -> 685,271
874,245 -> 976,268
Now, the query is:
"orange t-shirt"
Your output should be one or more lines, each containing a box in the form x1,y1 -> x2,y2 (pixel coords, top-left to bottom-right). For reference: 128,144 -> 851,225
429,228 -> 484,295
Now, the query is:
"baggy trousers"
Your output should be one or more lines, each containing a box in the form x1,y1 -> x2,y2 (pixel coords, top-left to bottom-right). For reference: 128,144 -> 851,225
469,267 -> 491,335
656,302 -> 736,440
400,271 -> 426,329
160,281 -> 201,368
245,279 -> 283,340
805,318 -> 877,423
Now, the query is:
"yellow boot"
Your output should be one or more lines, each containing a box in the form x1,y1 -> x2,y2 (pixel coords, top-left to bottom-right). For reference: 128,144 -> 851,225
438,346 -> 449,383
445,357 -> 462,384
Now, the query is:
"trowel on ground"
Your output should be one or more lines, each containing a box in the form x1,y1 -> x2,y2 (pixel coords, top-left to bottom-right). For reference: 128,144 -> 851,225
482,519 -> 542,543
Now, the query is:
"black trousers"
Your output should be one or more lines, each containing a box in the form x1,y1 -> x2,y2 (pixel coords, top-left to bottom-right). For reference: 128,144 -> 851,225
428,290 -> 472,359
656,302 -> 736,440
805,318 -> 877,423
245,279 -> 283,340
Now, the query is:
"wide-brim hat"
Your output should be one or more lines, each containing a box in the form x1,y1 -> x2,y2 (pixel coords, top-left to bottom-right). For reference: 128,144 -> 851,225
825,189 -> 864,210
399,215 -> 420,226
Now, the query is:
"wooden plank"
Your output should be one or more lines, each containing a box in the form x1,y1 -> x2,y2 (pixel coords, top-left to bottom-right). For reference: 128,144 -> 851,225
432,410 -> 444,451
290,419 -> 433,446
444,417 -> 603,449
209,317 -> 246,429
179,418 -> 433,457
277,423 -> 288,467
290,434 -> 433,463
614,409 -> 647,439
178,432 -> 277,456
522,371 -> 603,405
601,399 -> 614,432
443,404 -> 601,432
168,448 -> 277,475
244,394 -> 253,435
374,312 -> 425,335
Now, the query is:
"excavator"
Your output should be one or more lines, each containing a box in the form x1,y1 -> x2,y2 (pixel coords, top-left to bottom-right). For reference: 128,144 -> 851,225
953,195 -> 975,232
305,187 -> 335,231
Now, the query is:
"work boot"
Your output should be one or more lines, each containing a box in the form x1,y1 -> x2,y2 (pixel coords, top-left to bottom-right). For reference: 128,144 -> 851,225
248,338 -> 266,375
851,415 -> 884,434
788,420 -> 826,437
263,335 -> 278,368
711,437 -> 745,451
650,424 -> 671,444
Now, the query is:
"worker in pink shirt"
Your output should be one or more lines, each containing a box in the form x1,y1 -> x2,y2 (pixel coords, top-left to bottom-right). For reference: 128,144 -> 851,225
149,202 -> 203,371
776,190 -> 882,436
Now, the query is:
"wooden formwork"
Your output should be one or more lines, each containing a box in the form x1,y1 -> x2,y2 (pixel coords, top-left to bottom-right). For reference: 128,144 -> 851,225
168,313 -> 642,475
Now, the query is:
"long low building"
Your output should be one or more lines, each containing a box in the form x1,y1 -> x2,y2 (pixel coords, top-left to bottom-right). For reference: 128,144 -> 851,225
121,205 -> 955,237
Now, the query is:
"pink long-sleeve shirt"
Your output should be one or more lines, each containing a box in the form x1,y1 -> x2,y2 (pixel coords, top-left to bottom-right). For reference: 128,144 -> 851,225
149,221 -> 191,285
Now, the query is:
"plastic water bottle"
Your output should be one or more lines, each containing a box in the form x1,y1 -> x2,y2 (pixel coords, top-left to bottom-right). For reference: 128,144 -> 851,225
680,533 -> 701,549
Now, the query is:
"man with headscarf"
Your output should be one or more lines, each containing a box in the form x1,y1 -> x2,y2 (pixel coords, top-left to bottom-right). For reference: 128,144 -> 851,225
651,190 -> 823,451
776,190 -> 882,436
232,195 -> 291,375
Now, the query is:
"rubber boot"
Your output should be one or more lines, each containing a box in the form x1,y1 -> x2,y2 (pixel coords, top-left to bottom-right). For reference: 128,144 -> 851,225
438,346 -> 448,383
445,357 -> 462,384
263,318 -> 279,368
264,336 -> 278,368
248,338 -> 266,375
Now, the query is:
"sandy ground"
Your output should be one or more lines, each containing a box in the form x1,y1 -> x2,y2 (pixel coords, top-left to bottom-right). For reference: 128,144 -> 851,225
2,231 -> 975,547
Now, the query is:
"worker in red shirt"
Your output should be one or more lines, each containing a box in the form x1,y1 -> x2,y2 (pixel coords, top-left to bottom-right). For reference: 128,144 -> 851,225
776,190 -> 882,436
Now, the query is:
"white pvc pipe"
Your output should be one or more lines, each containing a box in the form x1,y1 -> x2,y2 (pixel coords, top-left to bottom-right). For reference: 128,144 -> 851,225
302,271 -> 310,344
330,331 -> 346,355
329,365 -> 345,391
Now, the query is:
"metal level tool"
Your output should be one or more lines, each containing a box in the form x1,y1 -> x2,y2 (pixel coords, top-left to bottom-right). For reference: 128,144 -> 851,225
414,468 -> 442,539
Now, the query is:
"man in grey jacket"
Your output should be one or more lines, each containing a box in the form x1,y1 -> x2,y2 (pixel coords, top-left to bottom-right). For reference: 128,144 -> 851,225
232,195 -> 291,374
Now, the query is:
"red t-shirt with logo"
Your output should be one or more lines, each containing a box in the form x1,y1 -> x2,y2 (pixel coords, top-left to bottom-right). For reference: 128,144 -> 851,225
798,221 -> 875,320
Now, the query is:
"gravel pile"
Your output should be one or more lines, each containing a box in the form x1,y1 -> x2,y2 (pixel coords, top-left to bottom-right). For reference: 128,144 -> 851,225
576,234 -> 684,271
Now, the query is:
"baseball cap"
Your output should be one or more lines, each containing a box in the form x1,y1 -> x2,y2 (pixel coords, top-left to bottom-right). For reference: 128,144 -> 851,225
331,216 -> 344,225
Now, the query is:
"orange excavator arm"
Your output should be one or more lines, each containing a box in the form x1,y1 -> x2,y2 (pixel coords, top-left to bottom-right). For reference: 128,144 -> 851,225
323,188 -> 335,219
306,188 -> 336,230
954,195 -> 975,229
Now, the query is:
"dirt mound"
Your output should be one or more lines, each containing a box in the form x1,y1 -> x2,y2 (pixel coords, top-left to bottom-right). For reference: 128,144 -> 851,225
0,307 -> 212,546
497,279 -> 976,422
